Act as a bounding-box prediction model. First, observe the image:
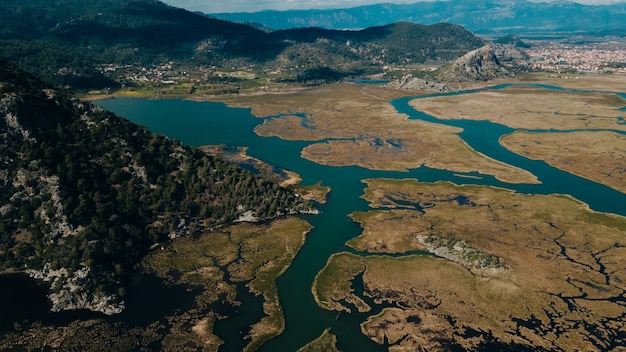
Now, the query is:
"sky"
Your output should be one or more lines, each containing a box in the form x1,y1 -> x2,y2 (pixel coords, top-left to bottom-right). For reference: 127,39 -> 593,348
161,0 -> 626,14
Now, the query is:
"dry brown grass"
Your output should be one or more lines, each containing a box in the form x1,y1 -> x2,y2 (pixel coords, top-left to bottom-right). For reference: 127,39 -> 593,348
410,85 -> 626,131
521,72 -> 626,92
314,179 -> 626,351
348,209 -> 428,253
216,83 -> 538,184
501,131 -> 626,194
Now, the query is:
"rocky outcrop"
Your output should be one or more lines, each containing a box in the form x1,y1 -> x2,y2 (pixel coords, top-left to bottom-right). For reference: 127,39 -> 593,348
416,233 -> 508,275
490,42 -> 531,62
29,264 -> 124,315
387,43 -> 530,91
437,43 -> 529,82
386,74 -> 452,92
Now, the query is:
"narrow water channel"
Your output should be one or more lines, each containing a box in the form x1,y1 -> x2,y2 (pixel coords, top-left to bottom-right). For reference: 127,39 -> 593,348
94,83 -> 626,351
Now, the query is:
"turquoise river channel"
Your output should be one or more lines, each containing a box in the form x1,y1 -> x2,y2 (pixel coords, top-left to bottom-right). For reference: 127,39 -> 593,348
95,83 -> 626,352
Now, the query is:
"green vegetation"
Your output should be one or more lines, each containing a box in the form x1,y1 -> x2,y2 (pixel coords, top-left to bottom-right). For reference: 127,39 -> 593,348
0,0 -> 486,90
142,217 -> 312,352
0,61 -> 313,309
296,329 -> 340,352
0,0 -> 281,87
312,252 -> 369,313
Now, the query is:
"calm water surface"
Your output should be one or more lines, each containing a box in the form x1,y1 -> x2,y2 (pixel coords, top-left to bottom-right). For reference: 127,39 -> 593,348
96,85 -> 626,351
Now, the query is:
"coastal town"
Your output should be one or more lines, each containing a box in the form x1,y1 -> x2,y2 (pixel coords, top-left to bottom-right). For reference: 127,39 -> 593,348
92,38 -> 626,90
526,39 -> 626,74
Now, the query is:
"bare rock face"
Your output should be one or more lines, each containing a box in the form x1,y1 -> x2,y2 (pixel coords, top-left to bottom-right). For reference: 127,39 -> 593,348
491,43 -> 531,62
438,44 -> 529,82
387,43 -> 529,92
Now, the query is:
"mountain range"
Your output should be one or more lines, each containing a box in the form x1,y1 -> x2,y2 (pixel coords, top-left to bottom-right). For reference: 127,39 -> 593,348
212,0 -> 626,34
0,0 -> 488,89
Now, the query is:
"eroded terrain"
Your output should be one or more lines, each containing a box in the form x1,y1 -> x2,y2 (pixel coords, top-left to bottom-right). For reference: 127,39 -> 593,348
314,179 -> 626,351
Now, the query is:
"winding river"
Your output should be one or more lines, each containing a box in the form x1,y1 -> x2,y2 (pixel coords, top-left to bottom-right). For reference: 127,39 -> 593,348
95,83 -> 626,351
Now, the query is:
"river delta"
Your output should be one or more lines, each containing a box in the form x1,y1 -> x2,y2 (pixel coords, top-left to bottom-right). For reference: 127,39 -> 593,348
3,74 -> 625,351
100,74 -> 626,351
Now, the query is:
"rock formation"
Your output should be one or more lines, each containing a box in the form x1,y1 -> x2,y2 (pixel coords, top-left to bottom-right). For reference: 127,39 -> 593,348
386,74 -> 452,92
438,43 -> 529,82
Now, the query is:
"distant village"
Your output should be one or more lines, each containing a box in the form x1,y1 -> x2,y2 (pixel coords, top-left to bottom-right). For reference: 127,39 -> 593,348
94,40 -> 626,88
527,41 -> 626,74
97,62 -> 216,86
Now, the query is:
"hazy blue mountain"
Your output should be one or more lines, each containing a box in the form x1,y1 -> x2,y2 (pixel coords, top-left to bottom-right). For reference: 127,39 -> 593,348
212,0 -> 626,34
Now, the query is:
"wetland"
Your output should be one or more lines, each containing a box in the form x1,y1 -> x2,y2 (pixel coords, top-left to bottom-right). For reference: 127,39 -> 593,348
8,74 -> 623,351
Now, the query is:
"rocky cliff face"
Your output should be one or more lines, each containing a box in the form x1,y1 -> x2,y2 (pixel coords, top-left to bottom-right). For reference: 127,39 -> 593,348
386,43 -> 529,92
437,44 -> 529,82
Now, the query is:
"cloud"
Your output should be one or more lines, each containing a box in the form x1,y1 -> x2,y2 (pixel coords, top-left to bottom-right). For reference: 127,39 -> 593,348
162,0 -> 626,14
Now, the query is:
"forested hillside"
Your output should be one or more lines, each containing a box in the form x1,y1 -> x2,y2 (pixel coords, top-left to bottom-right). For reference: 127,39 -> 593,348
0,0 -> 485,89
272,22 -> 484,69
0,60 -> 313,312
0,0 -> 283,88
